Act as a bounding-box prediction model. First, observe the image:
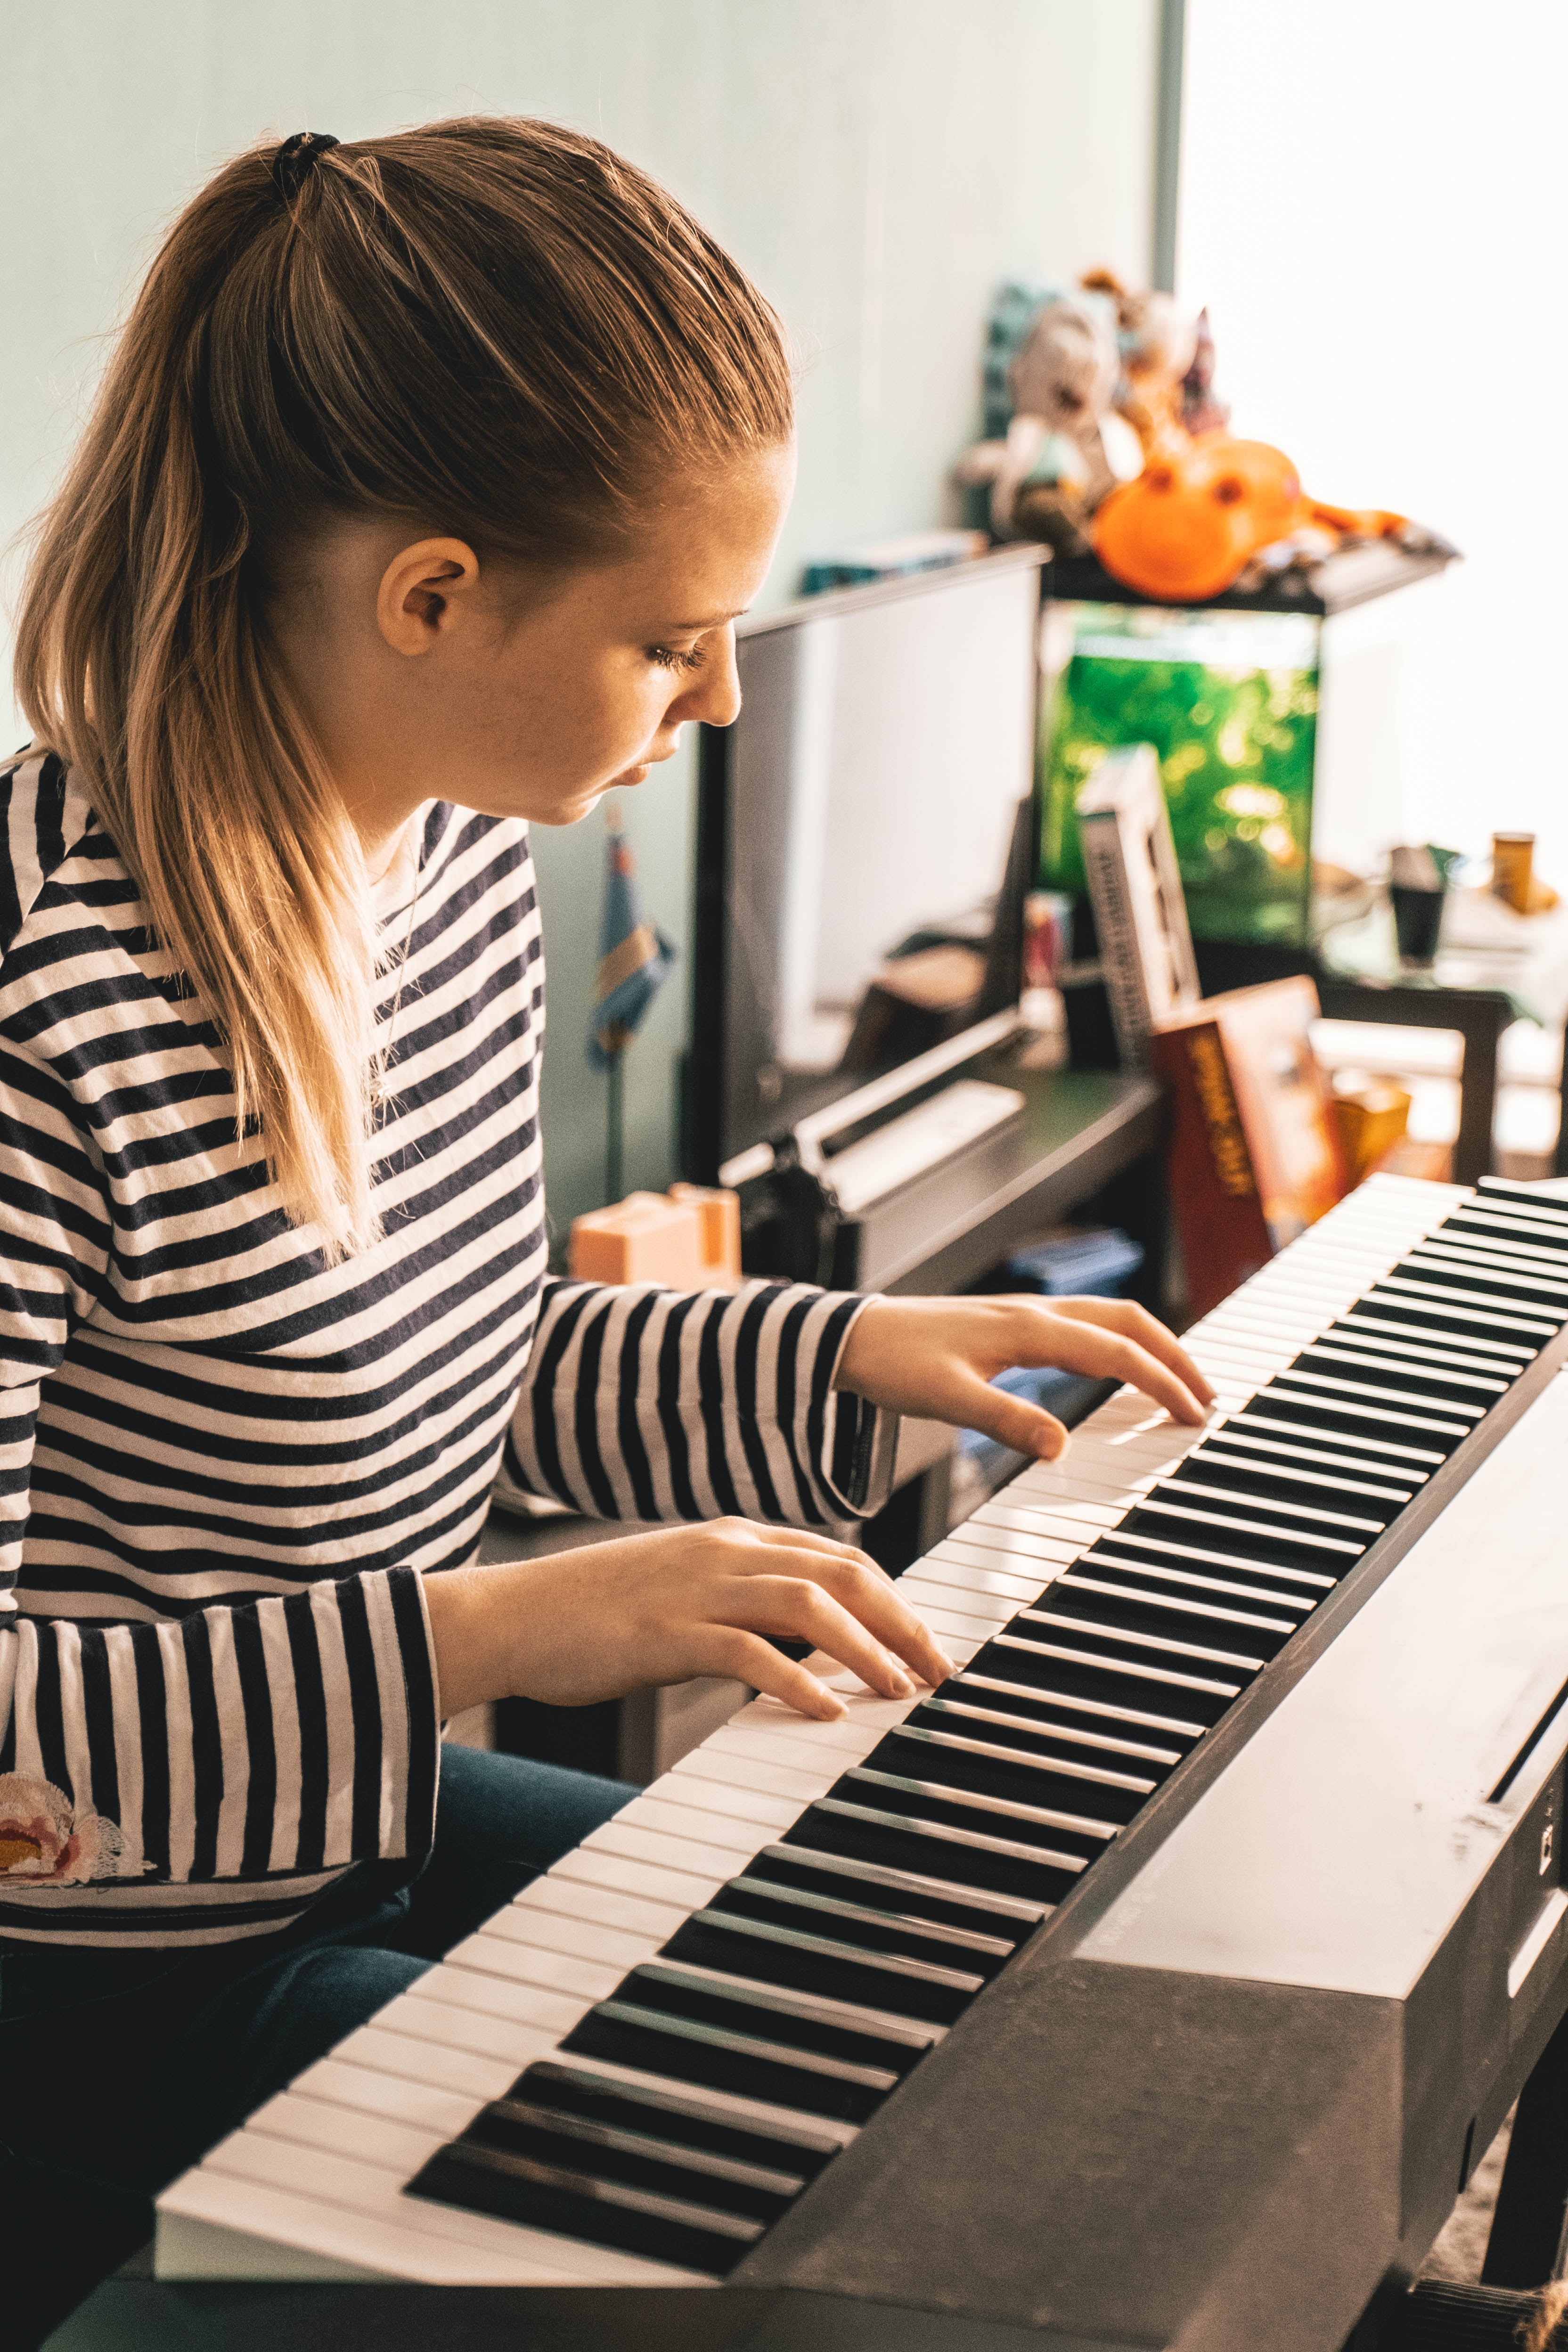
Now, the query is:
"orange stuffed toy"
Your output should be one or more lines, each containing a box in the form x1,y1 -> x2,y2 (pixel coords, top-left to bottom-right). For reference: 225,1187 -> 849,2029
1092,433 -> 1429,603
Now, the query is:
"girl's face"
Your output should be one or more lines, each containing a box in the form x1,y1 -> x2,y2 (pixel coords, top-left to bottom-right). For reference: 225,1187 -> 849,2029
271,443 -> 795,858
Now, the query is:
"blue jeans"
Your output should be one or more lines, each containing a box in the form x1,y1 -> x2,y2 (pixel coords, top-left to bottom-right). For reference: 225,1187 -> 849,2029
0,1747 -> 632,2342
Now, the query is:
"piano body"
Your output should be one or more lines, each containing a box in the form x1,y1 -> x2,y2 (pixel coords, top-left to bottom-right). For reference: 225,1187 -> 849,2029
155,1173 -> 1568,2351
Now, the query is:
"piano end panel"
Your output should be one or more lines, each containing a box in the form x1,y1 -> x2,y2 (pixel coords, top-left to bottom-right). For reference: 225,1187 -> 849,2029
732,1957 -> 1402,2352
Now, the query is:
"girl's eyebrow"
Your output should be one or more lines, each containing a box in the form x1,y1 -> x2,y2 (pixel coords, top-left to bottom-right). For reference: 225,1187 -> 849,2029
659,607 -> 746,632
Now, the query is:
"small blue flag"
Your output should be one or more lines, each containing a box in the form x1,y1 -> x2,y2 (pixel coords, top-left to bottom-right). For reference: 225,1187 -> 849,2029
588,817 -> 677,1070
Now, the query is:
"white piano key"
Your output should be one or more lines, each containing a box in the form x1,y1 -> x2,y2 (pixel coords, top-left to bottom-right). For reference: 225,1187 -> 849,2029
604,1793 -> 769,1855
158,2166 -> 586,2285
249,2088 -> 441,2179
643,1771 -> 805,1833
897,1577 -> 1014,1629
325,2024 -> 520,2106
508,1873 -> 690,1944
672,1746 -> 831,1806
373,1991 -> 560,2070
941,1522 -> 1082,1570
197,2133 -> 705,2286
920,1548 -> 1046,1603
286,2056 -> 483,2140
554,1841 -> 728,1916
445,1930 -> 625,2001
903,1606 -> 988,1653
491,1899 -> 675,1967
707,1720 -> 886,1773
583,1812 -> 762,1881
403,1966 -> 590,2035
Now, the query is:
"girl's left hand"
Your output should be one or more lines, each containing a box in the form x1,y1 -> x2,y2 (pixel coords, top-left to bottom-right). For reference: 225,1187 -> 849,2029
834,1292 -> 1215,1464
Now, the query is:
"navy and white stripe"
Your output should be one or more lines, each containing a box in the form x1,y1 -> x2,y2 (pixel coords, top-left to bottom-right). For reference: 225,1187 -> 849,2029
0,749 -> 887,1947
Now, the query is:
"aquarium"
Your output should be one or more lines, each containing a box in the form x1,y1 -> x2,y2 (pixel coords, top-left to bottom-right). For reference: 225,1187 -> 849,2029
1038,601 -> 1322,946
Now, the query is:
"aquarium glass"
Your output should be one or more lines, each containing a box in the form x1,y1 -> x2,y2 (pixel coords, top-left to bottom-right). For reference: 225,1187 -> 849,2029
1038,602 -> 1322,945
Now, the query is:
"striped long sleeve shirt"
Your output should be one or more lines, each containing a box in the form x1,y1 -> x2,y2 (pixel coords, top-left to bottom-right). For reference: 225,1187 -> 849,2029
0,751 -> 890,1947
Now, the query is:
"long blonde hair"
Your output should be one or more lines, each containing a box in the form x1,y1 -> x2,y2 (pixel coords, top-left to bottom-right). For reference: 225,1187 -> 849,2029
14,119 -> 792,1253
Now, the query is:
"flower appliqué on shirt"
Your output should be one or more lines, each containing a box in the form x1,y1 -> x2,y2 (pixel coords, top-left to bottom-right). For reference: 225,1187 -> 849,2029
0,1773 -> 150,1886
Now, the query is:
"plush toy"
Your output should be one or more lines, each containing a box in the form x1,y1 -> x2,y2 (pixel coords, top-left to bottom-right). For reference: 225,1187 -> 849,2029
956,287 -> 1142,551
1179,307 -> 1230,437
1091,433 -> 1443,603
1079,267 -> 1198,458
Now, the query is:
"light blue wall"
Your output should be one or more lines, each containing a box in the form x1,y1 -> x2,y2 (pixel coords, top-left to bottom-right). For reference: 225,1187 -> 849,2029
0,0 -> 1157,1245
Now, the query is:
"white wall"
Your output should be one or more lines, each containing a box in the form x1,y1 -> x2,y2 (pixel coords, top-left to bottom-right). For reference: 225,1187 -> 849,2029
1,0 -> 1160,1234
1177,0 -> 1568,885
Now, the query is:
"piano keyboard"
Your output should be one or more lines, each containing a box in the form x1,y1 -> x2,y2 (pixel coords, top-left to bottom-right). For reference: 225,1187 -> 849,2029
157,1172 -> 1568,2291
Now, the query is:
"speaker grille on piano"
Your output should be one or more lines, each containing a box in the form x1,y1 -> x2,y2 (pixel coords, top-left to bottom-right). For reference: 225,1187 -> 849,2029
157,1176 -> 1568,2290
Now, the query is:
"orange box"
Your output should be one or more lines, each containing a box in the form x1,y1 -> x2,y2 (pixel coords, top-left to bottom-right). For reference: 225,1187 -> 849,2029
568,1185 -> 741,1287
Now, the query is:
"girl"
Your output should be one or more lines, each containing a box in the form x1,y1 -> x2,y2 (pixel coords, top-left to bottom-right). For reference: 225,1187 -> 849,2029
0,117 -> 1210,2317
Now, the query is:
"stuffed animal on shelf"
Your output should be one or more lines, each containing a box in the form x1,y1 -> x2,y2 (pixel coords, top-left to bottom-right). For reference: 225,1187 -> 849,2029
1091,433 -> 1447,602
955,286 -> 1142,552
1079,267 -> 1198,458
1180,307 -> 1230,436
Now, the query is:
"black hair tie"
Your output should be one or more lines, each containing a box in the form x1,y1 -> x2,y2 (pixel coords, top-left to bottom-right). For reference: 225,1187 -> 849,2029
272,131 -> 340,203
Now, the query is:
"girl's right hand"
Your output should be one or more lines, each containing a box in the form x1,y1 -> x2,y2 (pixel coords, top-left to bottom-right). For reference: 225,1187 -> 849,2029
422,1518 -> 955,1724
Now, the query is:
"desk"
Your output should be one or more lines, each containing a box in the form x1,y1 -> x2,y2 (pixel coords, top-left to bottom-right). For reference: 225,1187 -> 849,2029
1197,890 -> 1568,1189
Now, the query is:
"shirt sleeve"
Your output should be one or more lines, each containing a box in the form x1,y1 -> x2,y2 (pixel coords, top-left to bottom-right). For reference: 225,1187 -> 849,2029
500,1277 -> 900,1527
0,1037 -> 441,1912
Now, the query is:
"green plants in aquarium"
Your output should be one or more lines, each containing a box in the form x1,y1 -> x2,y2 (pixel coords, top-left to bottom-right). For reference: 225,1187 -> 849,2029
1038,603 -> 1321,945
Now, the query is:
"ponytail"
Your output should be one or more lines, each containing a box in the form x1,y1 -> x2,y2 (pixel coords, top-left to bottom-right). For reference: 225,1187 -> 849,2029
14,121 -> 792,1253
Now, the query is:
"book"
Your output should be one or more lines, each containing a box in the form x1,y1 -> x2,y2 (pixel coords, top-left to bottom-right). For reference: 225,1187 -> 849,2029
1076,743 -> 1200,1068
1153,976 -> 1348,1317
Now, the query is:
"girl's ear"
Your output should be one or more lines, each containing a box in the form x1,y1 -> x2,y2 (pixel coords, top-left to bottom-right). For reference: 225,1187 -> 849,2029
376,537 -> 481,655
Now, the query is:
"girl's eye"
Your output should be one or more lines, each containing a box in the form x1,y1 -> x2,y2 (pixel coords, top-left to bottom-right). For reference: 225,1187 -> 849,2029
647,642 -> 706,674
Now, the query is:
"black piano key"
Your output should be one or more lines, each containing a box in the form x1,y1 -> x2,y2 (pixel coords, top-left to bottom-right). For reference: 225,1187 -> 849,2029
869,1724 -> 1143,1826
1407,1240 -> 1568,1307
1153,1470 -> 1386,1535
1333,1309 -> 1532,1369
1425,1225 -> 1568,1280
1368,1272 -> 1559,1339
408,2135 -> 764,2274
1475,1178 -> 1568,1226
929,1684 -> 1187,1766
979,1629 -> 1236,1726
661,1906 -> 981,2024
1262,1370 -> 1478,1435
1291,1341 -> 1508,1405
1174,1447 -> 1407,1513
1070,1525 -> 1336,1593
1058,1566 -> 1302,1647
1021,1597 -> 1271,1674
1116,1494 -> 1366,1567
746,1840 -> 1047,1937
1226,1406 -> 1443,1470
624,1960 -> 941,2066
1240,1384 -> 1468,1448
464,2090 -> 807,2213
909,1696 -> 1168,1783
563,2000 -> 898,2123
716,1867 -> 1019,1970
1073,1550 -> 1317,1619
834,1764 -> 1114,1862
1450,1206 -> 1568,1254
782,1791 -> 1081,1904
510,2057 -> 845,2172
945,1674 -> 1203,1750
